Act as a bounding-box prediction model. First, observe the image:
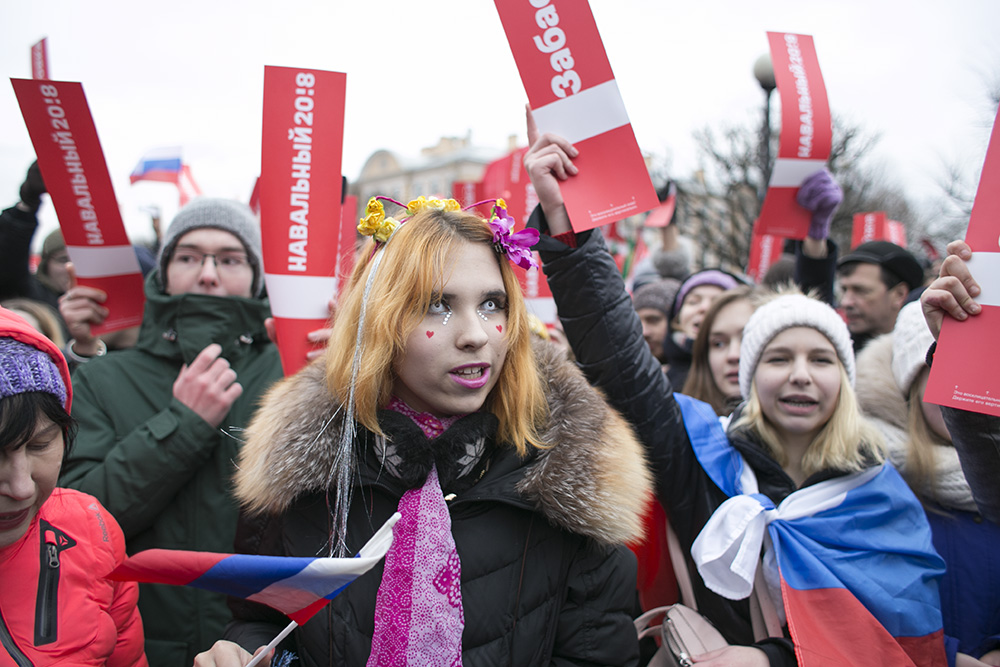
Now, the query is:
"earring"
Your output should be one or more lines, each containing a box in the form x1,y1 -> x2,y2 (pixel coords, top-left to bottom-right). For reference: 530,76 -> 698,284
442,311 -> 452,326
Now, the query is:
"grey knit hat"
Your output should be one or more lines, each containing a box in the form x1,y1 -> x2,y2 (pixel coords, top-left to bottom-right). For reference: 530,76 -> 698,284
0,338 -> 67,407
632,279 -> 681,316
738,293 -> 855,399
158,197 -> 264,296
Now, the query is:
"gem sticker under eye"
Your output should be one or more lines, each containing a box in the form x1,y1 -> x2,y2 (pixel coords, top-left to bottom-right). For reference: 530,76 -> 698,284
477,310 -> 489,321
442,312 -> 452,326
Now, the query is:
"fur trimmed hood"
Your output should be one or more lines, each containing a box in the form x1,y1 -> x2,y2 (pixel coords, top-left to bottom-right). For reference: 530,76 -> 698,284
856,332 -> 976,512
234,339 -> 652,546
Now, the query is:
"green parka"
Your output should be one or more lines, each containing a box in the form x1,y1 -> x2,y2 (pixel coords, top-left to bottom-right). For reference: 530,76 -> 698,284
59,272 -> 284,667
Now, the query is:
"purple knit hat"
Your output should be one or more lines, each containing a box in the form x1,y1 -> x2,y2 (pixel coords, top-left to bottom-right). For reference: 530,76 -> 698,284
671,270 -> 741,319
0,338 -> 68,407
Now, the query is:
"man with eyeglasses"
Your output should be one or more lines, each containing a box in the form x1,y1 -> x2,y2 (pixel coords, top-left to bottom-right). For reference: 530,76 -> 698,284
58,197 -> 284,667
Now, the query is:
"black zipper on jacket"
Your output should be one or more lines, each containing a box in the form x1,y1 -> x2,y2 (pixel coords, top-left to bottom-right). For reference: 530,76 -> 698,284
34,520 -> 75,646
0,604 -> 34,667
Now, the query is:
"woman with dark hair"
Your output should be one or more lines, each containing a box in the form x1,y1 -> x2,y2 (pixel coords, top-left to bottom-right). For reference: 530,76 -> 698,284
0,306 -> 146,665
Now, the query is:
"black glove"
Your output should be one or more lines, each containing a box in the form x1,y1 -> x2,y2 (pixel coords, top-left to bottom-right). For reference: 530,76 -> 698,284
18,160 -> 46,211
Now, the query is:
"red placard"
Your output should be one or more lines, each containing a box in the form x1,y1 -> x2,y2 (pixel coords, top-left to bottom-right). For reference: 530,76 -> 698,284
494,0 -> 658,232
31,38 -> 49,79
747,223 -> 786,283
645,191 -> 676,228
11,79 -> 144,334
260,66 -> 345,376
756,33 -> 833,238
926,107 -> 1000,417
850,212 -> 908,249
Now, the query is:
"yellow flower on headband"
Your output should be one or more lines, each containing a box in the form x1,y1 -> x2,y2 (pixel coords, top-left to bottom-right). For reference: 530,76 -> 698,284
496,198 -> 507,210
407,196 -> 461,214
358,198 -> 398,242
373,217 -> 399,243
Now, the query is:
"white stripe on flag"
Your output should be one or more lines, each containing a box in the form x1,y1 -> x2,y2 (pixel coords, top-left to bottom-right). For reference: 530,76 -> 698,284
966,253 -> 1000,307
264,274 -> 337,319
66,245 -> 141,278
531,80 -> 630,145
768,158 -> 827,189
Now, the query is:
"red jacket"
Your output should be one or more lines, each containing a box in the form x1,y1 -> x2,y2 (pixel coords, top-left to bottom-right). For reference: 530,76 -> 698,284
0,488 -> 147,666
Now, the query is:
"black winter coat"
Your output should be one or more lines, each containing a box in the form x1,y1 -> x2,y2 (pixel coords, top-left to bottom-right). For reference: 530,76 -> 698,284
224,341 -> 653,667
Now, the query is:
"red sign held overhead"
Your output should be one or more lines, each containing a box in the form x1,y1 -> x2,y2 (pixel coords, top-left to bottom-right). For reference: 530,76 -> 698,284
12,78 -> 144,334
494,0 -> 658,232
756,33 -> 833,239
260,66 -> 346,376
747,223 -> 786,284
926,107 -> 1000,417
851,211 -> 907,249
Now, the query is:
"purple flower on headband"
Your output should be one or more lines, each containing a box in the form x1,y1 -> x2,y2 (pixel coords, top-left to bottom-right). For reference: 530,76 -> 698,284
488,205 -> 539,270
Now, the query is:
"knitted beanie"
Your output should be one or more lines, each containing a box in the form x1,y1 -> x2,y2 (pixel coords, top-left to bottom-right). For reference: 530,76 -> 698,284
890,301 -> 934,394
157,197 -> 264,296
0,338 -> 67,407
632,279 -> 681,316
738,293 -> 855,399
39,228 -> 65,275
671,270 -> 741,320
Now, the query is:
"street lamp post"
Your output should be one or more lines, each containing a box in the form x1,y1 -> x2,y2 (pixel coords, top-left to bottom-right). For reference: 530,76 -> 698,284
753,54 -> 776,203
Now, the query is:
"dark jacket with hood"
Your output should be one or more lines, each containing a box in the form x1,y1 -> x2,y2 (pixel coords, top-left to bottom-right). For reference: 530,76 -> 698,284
224,339 -> 652,667
59,270 -> 284,667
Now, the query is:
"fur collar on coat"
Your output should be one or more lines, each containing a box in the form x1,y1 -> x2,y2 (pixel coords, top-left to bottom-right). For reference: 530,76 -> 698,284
234,339 -> 652,546
855,333 -> 976,512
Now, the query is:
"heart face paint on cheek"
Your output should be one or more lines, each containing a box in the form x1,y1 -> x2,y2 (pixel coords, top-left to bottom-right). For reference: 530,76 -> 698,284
426,331 -> 434,338
496,325 -> 502,333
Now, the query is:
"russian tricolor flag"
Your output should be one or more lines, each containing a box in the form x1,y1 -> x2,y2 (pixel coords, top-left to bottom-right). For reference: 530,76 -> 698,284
677,394 -> 948,667
110,512 -> 399,624
130,147 -> 203,205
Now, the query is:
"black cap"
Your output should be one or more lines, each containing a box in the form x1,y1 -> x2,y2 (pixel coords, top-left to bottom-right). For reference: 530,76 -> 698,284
837,241 -> 923,291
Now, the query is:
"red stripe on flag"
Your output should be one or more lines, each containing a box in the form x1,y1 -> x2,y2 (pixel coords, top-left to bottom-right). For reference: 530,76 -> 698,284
782,583 -> 945,667
288,598 -> 330,625
110,549 -> 231,586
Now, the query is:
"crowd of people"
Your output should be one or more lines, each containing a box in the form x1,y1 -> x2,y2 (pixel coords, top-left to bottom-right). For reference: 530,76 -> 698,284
1,112 -> 998,667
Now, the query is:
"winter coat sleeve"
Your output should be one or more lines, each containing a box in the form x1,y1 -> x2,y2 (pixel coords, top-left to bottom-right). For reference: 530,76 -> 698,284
100,495 -> 148,667
793,238 -> 838,306
941,406 -> 1000,524
0,204 -> 42,301
550,543 -> 640,667
59,359 -> 226,538
531,208 -> 716,545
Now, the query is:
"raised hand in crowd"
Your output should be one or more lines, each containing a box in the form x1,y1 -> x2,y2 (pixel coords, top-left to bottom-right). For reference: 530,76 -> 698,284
58,262 -> 109,357
172,342 -> 244,428
921,240 -> 981,339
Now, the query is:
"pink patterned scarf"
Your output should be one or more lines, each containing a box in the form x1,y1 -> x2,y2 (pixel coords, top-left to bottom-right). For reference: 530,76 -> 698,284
367,405 -> 464,666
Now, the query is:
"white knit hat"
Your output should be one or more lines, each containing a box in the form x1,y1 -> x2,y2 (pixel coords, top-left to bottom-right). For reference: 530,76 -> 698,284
891,301 -> 934,394
739,293 -> 855,399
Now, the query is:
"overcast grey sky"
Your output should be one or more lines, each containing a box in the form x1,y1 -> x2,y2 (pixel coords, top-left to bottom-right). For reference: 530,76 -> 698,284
3,0 -> 999,248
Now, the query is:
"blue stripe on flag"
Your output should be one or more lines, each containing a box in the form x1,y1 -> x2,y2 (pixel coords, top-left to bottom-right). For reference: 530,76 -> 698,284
192,554 -> 316,599
676,393 -> 743,497
770,465 -> 946,637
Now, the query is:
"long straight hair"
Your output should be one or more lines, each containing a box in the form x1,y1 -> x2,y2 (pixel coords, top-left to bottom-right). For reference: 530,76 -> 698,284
682,286 -> 754,416
324,207 -> 547,453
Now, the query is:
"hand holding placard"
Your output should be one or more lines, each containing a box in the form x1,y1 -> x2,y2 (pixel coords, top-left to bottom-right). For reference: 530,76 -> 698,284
494,0 -> 657,231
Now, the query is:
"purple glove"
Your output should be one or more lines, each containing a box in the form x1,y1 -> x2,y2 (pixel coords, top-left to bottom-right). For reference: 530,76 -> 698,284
796,169 -> 842,240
